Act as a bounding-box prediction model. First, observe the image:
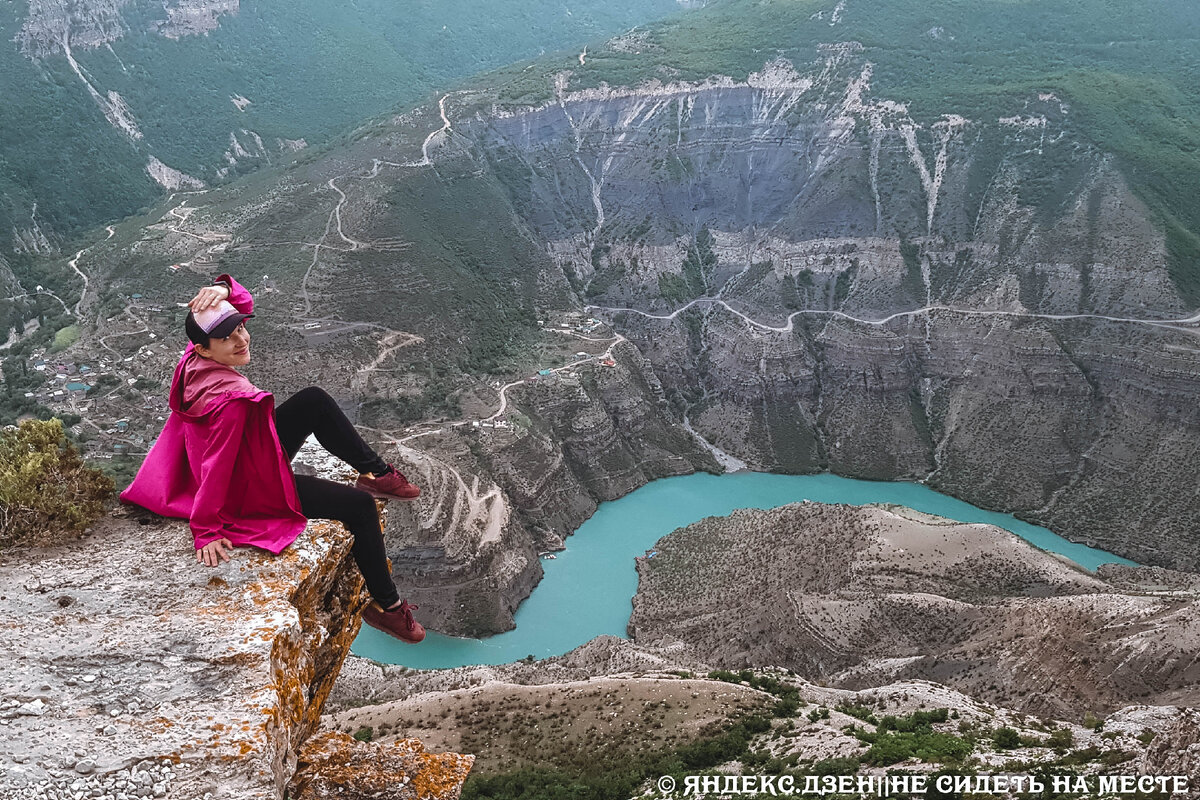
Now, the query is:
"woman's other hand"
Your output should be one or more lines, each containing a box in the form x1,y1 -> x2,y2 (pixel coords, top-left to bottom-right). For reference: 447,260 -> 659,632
197,537 -> 234,567
188,284 -> 231,313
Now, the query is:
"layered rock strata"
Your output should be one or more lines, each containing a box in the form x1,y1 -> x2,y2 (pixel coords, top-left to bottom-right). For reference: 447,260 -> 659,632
617,310 -> 1200,570
348,348 -> 717,637
454,56 -> 1200,571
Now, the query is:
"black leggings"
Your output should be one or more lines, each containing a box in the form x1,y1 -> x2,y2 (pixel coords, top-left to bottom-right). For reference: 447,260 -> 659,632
274,387 -> 399,608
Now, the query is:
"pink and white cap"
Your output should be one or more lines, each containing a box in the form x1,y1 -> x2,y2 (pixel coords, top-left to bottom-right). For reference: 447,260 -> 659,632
186,300 -> 253,342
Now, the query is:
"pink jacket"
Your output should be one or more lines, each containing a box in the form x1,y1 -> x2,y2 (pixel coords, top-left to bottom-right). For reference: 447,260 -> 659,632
119,275 -> 307,553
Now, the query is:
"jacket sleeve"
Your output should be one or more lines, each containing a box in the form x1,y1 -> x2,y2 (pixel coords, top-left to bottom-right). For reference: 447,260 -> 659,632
214,273 -> 254,316
188,399 -> 246,549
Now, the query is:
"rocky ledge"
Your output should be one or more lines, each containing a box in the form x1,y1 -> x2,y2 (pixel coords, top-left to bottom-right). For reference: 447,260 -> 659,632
0,510 -> 472,800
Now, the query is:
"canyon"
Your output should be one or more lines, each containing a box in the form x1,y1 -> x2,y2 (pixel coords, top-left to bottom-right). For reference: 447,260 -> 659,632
5,0 -> 1200,792
50,43 -> 1200,637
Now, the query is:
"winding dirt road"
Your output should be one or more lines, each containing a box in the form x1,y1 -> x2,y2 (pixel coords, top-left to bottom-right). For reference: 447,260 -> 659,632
300,93 -> 455,316
586,298 -> 1200,335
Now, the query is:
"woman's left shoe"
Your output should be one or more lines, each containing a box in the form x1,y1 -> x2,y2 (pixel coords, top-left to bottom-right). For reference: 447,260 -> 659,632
356,465 -> 421,500
362,599 -> 426,644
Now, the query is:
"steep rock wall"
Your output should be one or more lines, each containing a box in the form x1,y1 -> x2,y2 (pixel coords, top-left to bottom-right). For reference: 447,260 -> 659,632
450,57 -> 1200,570
617,310 -> 1200,570
369,347 -> 717,637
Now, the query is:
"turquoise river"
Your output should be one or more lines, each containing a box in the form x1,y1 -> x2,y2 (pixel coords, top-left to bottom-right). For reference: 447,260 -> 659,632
352,472 -> 1137,669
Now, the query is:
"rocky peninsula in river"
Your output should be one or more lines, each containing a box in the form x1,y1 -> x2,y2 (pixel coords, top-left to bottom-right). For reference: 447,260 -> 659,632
628,503 -> 1200,720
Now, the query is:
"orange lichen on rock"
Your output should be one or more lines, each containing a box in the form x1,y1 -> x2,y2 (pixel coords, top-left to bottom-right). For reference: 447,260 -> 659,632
289,732 -> 474,800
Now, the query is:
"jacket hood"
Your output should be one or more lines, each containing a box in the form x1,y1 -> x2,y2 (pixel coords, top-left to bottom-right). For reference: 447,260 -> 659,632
169,348 -> 261,419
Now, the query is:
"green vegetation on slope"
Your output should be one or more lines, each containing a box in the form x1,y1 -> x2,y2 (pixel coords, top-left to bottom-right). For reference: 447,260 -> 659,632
0,419 -> 113,549
0,0 -> 686,248
465,674 -> 994,800
464,714 -> 773,800
660,227 -> 717,304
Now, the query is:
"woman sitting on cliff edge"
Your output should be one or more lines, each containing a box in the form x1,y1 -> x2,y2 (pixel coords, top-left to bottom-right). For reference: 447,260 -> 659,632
120,274 -> 426,644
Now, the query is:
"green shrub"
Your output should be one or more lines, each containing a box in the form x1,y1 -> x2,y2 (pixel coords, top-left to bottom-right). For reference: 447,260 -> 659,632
836,703 -> 880,726
1101,748 -> 1134,767
877,708 -> 949,733
854,708 -> 971,767
1061,746 -> 1101,766
833,259 -> 859,306
353,726 -> 374,742
772,698 -> 800,718
808,756 -> 861,776
994,727 -> 1021,749
0,419 -> 114,548
862,731 -> 972,766
658,273 -> 692,304
1047,727 -> 1074,750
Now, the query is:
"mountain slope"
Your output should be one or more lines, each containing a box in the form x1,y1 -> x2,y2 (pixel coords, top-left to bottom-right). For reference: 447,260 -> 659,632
0,0 -> 687,253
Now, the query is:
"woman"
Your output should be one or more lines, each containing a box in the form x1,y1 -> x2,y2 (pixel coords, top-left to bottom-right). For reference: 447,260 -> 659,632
120,274 -> 426,643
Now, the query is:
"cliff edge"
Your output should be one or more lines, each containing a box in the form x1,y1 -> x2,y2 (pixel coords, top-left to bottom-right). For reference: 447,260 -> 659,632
0,510 -> 472,799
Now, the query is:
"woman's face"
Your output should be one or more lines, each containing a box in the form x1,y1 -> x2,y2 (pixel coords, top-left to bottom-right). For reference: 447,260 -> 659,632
196,322 -> 251,367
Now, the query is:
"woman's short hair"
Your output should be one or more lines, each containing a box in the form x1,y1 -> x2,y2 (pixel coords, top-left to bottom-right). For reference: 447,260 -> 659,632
185,313 -> 212,348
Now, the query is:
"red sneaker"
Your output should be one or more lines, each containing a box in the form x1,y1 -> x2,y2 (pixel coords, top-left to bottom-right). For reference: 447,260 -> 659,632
356,465 -> 420,500
362,599 -> 426,644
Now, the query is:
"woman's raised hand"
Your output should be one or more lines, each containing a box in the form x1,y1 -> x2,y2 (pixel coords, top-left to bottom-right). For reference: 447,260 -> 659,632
188,284 -> 231,313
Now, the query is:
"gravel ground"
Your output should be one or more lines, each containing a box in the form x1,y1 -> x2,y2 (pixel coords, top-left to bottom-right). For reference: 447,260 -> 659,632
2,758 -> 180,800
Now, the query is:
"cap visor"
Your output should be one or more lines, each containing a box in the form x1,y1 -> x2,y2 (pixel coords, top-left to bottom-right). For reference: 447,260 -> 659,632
207,313 -> 254,339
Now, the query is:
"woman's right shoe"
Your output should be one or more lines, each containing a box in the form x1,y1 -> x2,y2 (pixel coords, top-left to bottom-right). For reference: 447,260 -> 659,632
356,465 -> 421,500
362,599 -> 426,644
